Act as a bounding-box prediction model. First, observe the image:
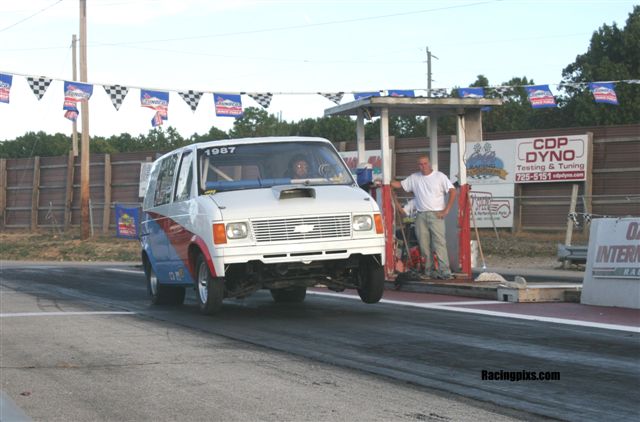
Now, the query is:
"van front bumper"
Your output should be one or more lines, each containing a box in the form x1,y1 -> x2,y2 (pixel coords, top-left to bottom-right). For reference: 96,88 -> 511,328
216,237 -> 385,266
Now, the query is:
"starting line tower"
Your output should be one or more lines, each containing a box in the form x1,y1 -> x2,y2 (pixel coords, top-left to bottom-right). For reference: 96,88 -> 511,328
325,96 -> 502,280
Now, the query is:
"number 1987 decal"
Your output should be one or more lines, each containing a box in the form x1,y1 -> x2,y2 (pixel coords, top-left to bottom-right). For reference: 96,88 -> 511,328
204,146 -> 236,156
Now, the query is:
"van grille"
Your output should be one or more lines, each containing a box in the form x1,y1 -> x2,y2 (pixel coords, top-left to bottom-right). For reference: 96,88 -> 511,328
251,215 -> 351,243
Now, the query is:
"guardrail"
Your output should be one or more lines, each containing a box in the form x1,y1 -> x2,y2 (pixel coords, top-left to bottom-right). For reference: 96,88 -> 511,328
557,243 -> 588,267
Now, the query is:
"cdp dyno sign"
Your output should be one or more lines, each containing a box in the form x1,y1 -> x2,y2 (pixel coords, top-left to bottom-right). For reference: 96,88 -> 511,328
515,135 -> 588,183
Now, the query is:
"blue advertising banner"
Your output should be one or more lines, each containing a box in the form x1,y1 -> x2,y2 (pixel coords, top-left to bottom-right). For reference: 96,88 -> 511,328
353,91 -> 380,100
589,82 -> 619,105
141,89 -> 169,127
0,73 -> 13,104
526,85 -> 556,108
115,205 -> 140,239
387,89 -> 415,97
458,87 -> 484,98
214,93 -> 243,117
63,81 -> 93,121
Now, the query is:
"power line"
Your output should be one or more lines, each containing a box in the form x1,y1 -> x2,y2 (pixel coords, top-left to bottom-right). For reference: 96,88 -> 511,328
0,0 -> 65,34
79,0 -> 500,47
110,44 -> 423,64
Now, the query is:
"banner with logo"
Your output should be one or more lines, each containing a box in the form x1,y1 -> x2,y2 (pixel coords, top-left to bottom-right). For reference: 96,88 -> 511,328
353,91 -> 380,100
581,217 -> 640,309
141,89 -> 169,127
458,87 -> 484,98
469,184 -> 515,228
514,134 -> 588,183
214,93 -> 243,117
589,82 -> 619,105
526,85 -> 557,108
115,204 -> 140,239
62,81 -> 93,121
0,73 -> 12,104
387,89 -> 415,97
450,140 -> 515,185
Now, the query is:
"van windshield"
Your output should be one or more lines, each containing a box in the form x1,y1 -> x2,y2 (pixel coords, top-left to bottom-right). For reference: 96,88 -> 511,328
198,141 -> 354,193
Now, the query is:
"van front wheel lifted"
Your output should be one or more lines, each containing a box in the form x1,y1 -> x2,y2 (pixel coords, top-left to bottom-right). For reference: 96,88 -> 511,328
195,254 -> 224,315
357,257 -> 385,304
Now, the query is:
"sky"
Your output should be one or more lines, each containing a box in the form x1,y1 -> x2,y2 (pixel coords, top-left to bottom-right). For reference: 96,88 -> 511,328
0,0 -> 636,141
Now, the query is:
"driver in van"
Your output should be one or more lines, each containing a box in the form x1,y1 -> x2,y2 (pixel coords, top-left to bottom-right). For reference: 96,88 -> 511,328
288,155 -> 311,178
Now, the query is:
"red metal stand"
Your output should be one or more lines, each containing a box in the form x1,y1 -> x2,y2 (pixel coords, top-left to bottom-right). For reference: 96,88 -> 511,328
381,184 -> 395,280
458,184 -> 472,278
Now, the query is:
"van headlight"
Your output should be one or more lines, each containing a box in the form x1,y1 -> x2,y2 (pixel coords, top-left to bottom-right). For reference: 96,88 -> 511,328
226,222 -> 248,239
352,215 -> 373,231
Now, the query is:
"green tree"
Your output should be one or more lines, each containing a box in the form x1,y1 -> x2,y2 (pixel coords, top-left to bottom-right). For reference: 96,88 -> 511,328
559,6 -> 640,125
229,107 -> 289,138
189,126 -> 229,143
0,131 -> 71,158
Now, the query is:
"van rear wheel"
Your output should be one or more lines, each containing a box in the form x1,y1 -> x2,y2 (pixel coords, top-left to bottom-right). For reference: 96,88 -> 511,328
195,254 -> 224,315
146,265 -> 185,305
270,286 -> 307,303
357,256 -> 384,304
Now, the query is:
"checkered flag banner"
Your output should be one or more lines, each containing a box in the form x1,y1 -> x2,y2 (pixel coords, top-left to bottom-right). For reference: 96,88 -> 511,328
27,76 -> 52,100
103,85 -> 129,110
567,212 -> 579,227
248,93 -> 273,109
178,90 -> 203,112
491,86 -> 510,97
319,92 -> 344,104
430,88 -> 449,98
561,82 -> 588,89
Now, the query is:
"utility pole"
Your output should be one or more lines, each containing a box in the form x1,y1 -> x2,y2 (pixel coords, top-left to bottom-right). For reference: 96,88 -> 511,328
426,46 -> 438,97
79,0 -> 91,239
71,34 -> 78,157
426,46 -> 440,169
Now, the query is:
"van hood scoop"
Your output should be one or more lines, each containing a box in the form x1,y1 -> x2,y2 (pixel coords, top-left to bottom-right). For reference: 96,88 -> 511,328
272,185 -> 316,199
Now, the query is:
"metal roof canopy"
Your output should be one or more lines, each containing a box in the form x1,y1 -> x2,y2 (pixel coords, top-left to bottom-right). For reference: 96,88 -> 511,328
325,96 -> 502,280
325,96 -> 501,118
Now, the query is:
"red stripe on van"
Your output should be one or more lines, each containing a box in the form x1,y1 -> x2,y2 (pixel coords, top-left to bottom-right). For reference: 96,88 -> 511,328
146,211 -> 216,278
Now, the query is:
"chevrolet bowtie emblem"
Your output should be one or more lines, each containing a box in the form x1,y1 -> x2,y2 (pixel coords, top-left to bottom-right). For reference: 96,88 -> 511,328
293,224 -> 315,233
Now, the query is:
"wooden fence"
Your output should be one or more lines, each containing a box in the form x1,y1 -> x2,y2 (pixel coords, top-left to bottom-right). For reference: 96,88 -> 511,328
0,124 -> 638,233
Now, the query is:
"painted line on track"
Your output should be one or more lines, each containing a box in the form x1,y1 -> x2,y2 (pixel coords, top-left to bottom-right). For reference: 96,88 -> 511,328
105,268 -> 144,274
308,291 -> 640,333
0,311 -> 136,318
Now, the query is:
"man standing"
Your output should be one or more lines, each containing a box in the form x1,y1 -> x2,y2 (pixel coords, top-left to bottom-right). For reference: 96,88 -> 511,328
391,155 -> 456,279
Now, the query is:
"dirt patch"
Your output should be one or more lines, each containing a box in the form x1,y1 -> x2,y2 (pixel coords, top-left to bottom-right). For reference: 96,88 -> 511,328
474,230 -> 587,270
0,231 -> 140,262
0,229 -> 587,270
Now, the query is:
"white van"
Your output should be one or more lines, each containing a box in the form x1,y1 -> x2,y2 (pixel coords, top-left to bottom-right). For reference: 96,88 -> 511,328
140,137 -> 386,314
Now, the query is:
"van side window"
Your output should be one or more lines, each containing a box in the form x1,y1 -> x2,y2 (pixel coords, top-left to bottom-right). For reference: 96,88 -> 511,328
174,151 -> 193,202
153,154 -> 178,207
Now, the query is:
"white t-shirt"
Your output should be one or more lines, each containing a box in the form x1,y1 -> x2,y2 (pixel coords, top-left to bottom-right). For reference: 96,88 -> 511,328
400,171 -> 454,212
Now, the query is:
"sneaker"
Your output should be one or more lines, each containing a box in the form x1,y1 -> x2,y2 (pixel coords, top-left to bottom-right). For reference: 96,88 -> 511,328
437,272 -> 455,280
419,270 -> 437,280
